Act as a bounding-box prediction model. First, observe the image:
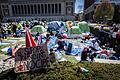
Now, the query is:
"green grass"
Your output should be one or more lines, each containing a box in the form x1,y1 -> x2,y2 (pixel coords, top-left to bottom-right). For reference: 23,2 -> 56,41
62,54 -> 78,63
0,61 -> 120,80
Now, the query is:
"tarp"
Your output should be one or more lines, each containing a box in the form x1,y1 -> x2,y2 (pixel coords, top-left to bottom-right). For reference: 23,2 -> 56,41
78,21 -> 90,33
31,25 -> 47,33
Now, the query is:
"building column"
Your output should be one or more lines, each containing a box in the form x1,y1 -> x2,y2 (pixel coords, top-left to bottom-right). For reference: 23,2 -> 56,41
61,2 -> 65,15
9,5 -> 12,16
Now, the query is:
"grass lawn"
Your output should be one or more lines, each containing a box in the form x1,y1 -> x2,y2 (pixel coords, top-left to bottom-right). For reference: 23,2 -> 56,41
0,61 -> 120,80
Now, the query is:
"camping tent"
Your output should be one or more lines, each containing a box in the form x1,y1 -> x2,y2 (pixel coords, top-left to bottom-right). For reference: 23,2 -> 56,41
70,26 -> 82,34
47,21 -> 64,31
30,25 -> 47,33
78,21 -> 90,33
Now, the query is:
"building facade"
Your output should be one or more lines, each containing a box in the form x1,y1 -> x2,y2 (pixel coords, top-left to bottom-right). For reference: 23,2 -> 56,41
0,0 -> 76,22
84,0 -> 95,20
84,0 -> 120,23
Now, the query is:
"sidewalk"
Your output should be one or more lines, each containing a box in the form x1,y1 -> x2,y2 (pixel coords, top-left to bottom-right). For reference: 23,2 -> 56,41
95,59 -> 120,64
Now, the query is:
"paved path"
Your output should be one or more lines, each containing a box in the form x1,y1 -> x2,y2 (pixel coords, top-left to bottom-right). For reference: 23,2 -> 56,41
75,56 -> 120,64
95,59 -> 120,64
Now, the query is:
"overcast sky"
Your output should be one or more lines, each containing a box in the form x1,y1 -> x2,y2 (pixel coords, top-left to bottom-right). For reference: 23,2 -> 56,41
75,0 -> 84,13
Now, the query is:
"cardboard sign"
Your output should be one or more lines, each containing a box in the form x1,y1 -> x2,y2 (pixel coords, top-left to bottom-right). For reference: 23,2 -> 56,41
14,44 -> 49,73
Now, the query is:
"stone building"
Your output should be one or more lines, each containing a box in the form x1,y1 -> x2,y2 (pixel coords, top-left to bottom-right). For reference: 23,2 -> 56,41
0,0 -> 76,22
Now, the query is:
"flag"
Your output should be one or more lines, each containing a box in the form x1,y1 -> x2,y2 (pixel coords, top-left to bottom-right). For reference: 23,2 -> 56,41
25,27 -> 36,47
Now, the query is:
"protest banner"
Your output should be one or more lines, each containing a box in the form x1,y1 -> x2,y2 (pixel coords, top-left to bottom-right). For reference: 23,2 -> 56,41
14,44 -> 49,73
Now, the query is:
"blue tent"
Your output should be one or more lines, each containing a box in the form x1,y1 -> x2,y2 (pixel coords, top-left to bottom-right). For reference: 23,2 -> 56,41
47,21 -> 64,31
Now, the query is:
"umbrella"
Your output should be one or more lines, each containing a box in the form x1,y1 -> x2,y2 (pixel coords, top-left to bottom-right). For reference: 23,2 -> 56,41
30,25 -> 47,33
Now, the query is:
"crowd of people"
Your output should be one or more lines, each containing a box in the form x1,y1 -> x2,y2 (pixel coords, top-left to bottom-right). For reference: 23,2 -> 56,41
0,20 -> 120,62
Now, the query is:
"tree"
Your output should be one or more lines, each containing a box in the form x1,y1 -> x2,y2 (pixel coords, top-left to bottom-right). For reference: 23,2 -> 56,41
93,0 -> 114,22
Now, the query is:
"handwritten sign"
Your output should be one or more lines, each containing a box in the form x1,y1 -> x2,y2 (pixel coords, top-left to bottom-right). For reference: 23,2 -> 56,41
14,44 -> 50,73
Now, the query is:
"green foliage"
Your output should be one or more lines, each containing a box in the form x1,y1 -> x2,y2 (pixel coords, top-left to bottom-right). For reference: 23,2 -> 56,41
89,25 -> 110,37
93,0 -> 114,21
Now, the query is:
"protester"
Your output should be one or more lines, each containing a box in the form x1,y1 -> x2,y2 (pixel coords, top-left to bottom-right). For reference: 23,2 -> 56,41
37,32 -> 42,45
49,48 -> 56,63
98,26 -> 105,46
81,47 -> 89,61
12,23 -> 17,37
57,40 -> 64,50
89,53 -> 97,62
7,46 -> 12,56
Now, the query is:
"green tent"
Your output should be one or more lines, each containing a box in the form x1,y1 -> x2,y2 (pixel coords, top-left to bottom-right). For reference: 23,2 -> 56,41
78,21 -> 90,33
30,25 -> 47,33
70,26 -> 82,34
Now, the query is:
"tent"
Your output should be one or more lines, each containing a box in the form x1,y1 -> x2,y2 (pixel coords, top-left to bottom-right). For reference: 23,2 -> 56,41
78,21 -> 90,33
30,25 -> 47,33
70,26 -> 82,34
47,21 -> 64,31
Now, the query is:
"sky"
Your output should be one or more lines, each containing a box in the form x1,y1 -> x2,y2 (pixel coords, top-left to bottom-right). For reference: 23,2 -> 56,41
75,0 -> 84,13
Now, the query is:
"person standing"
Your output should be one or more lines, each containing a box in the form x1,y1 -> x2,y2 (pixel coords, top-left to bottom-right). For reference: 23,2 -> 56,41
12,23 -> 17,36
81,47 -> 89,61
37,32 -> 42,45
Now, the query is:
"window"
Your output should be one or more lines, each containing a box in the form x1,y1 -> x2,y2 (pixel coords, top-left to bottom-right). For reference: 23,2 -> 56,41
48,4 -> 50,14
41,4 -> 43,14
55,4 -> 58,13
24,5 -> 27,14
31,5 -> 34,14
59,3 -> 61,14
14,5 -> 18,14
27,5 -> 30,14
52,4 -> 54,13
21,5 -> 24,14
45,4 -> 47,14
38,4 -> 40,14
12,5 -> 15,15
34,5 -> 37,14
18,5 -> 21,14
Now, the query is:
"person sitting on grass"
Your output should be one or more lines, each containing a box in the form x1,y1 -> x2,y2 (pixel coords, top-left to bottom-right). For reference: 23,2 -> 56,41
7,46 -> 12,56
49,48 -> 56,63
81,47 -> 89,62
